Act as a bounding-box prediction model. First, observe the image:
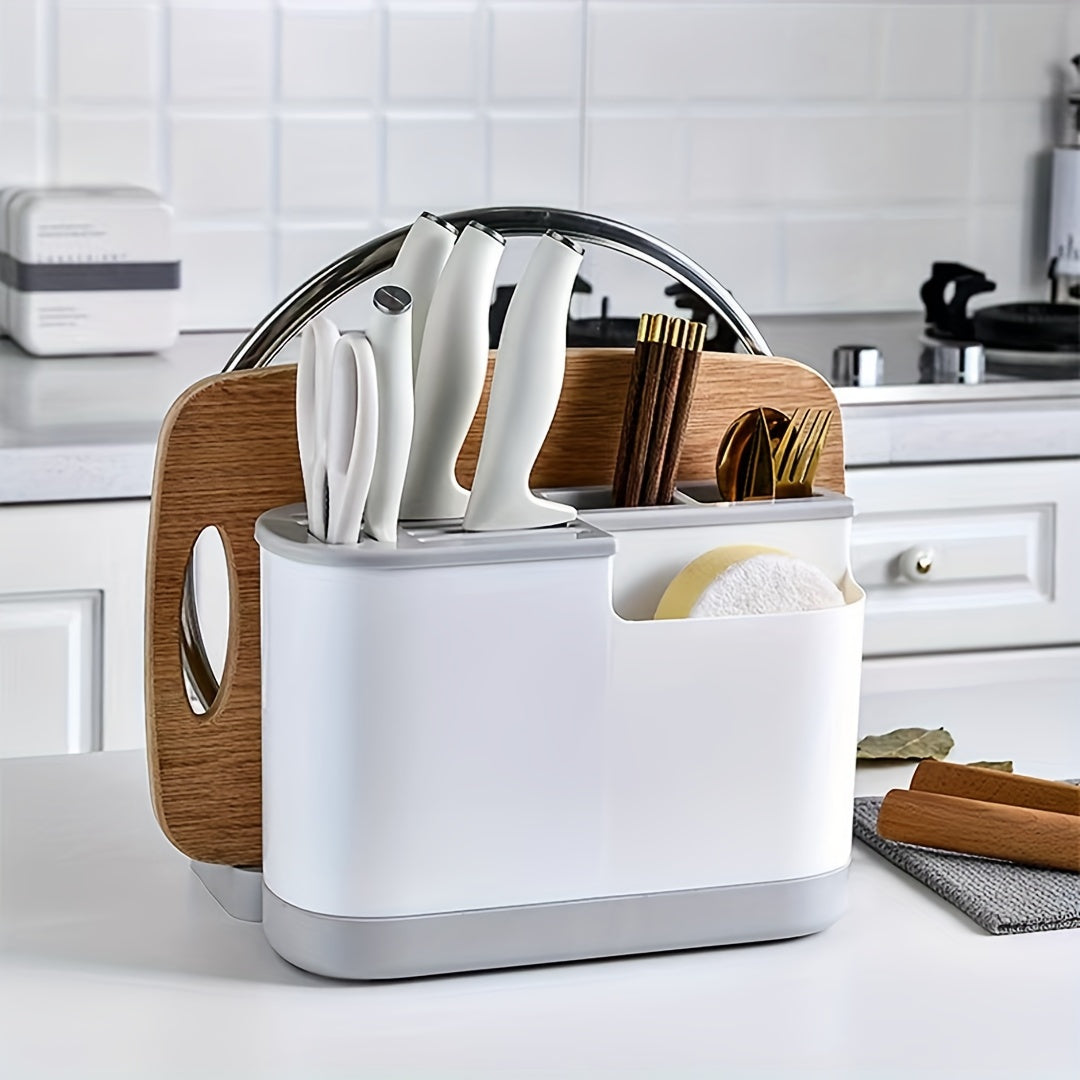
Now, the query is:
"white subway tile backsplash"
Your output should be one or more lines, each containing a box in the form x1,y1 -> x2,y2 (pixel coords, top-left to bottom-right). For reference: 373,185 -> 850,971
872,214 -> 969,308
687,116 -> 782,207
280,7 -> 378,103
977,3 -> 1065,100
386,4 -> 479,103
55,111 -> 158,187
177,225 -> 273,329
56,4 -> 157,103
0,0 -> 44,103
0,0 -> 1059,326
875,109 -> 970,203
277,222 -> 372,326
971,204 -> 1044,301
588,3 -> 684,102
489,116 -> 580,205
777,5 -> 879,101
170,6 -> 273,103
384,115 -> 485,214
170,114 -> 272,216
277,223 -> 364,295
585,115 -> 683,210
778,109 -> 970,208
683,6 -> 782,101
590,0 -> 877,103
784,216 -> 879,309
490,2 -> 582,102
0,115 -> 42,185
880,4 -> 973,101
673,217 -> 782,313
278,115 -> 377,215
974,101 -> 1055,204
786,213 -> 972,311
779,113 -> 881,205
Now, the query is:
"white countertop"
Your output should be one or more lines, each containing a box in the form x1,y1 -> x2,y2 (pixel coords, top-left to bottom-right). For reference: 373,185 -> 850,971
1,748 -> 1077,1078
0,331 -> 244,503
2,321 -> 1080,505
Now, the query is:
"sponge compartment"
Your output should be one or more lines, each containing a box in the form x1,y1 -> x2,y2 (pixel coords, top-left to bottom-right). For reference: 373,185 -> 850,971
538,485 -> 853,620
534,485 -> 864,894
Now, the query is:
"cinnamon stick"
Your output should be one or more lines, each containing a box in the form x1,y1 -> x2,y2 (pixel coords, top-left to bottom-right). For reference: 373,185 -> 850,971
611,314 -> 652,506
621,314 -> 668,507
641,318 -> 689,506
877,788 -> 1080,873
656,320 -> 706,505
910,760 -> 1080,817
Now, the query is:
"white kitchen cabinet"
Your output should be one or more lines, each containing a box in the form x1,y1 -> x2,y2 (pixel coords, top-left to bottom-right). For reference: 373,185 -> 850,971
0,591 -> 100,756
847,459 -> 1080,657
0,500 -> 148,757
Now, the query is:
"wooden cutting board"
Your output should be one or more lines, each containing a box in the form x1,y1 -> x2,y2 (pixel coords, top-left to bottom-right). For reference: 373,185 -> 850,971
145,348 -> 846,867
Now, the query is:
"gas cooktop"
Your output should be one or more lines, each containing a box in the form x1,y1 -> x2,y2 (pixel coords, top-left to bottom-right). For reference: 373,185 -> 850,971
492,264 -> 1080,403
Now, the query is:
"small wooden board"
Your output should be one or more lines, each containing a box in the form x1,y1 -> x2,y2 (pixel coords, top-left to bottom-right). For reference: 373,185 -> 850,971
146,349 -> 845,866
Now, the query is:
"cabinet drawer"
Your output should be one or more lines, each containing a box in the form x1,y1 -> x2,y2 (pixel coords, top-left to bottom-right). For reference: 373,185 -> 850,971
847,460 -> 1080,657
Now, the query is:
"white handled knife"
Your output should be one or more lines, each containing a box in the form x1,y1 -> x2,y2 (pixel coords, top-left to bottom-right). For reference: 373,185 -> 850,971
364,285 -> 414,543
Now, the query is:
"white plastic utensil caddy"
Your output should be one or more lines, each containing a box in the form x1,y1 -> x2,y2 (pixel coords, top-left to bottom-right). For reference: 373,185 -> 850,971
145,207 -> 866,981
254,488 -> 864,979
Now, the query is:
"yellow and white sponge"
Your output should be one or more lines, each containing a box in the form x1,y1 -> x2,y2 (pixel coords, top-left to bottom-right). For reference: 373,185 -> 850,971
654,544 -> 845,620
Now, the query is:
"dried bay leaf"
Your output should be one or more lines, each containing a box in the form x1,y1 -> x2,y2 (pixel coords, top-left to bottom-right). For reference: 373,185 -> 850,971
856,727 -> 954,761
965,760 -> 1014,772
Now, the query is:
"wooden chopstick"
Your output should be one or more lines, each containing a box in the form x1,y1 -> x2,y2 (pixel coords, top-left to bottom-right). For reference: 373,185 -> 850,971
611,314 -> 651,506
877,788 -> 1080,873
641,317 -> 689,506
910,760 -> 1080,817
621,314 -> 668,507
656,320 -> 706,506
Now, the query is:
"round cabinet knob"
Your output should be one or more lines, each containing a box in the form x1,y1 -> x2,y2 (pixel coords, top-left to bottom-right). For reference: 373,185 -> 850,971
832,344 -> 883,387
899,547 -> 936,581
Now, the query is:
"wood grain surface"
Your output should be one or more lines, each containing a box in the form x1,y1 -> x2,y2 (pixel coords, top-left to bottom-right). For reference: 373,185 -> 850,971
877,788 -> 1080,873
911,760 -> 1080,817
146,348 -> 845,866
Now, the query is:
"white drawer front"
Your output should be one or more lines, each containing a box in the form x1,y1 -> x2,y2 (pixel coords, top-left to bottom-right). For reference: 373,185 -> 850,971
847,460 -> 1080,656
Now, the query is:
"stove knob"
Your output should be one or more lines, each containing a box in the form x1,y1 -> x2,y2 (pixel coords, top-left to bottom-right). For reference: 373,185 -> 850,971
919,341 -> 985,384
832,344 -> 883,387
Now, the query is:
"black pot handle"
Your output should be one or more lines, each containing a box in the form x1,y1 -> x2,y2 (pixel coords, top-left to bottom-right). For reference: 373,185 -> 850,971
920,262 -> 997,340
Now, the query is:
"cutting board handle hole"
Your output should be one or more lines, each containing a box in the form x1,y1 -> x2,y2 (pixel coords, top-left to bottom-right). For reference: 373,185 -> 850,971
184,525 -> 233,715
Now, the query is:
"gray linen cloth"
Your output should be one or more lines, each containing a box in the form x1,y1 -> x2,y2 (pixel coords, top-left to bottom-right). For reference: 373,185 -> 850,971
852,784 -> 1080,935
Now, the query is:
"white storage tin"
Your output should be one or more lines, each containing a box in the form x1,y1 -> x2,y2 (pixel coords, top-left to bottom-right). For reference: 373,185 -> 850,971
1,186 -> 179,356
255,491 -> 864,979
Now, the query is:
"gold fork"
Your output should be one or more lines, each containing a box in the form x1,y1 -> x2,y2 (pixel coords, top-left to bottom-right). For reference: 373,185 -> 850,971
773,408 -> 831,498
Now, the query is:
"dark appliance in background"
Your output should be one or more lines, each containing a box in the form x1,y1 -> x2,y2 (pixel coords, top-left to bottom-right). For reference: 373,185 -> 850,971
920,262 -> 1080,382
489,277 -> 742,352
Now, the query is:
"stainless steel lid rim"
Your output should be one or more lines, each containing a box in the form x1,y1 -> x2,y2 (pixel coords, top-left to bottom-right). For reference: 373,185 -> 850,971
220,206 -> 771,373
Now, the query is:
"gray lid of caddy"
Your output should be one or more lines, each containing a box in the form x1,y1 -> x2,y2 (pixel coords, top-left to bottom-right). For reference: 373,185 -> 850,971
255,504 -> 616,571
538,484 -> 854,532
